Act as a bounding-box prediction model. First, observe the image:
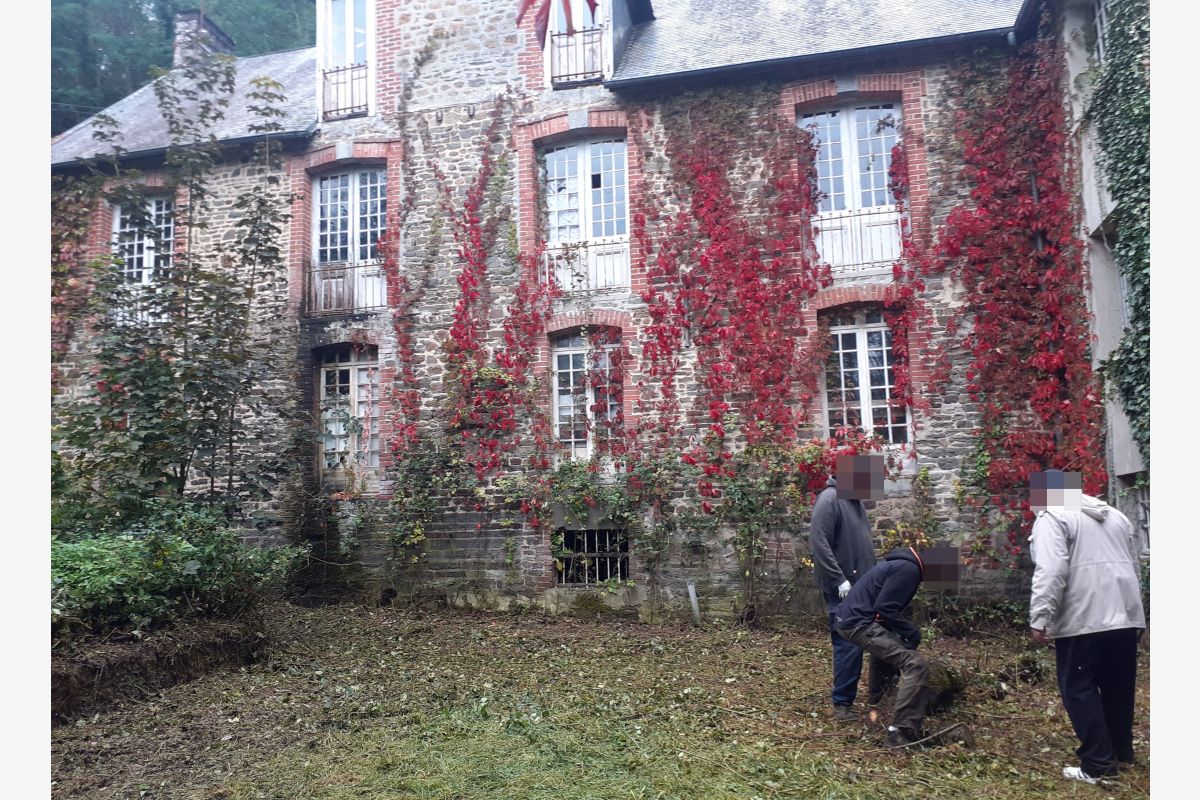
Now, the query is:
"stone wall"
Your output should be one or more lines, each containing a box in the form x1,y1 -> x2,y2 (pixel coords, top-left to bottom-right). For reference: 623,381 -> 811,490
54,1 -> 1037,617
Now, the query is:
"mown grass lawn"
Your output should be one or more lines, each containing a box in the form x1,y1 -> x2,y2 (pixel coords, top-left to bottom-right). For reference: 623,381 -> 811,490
51,603 -> 1149,799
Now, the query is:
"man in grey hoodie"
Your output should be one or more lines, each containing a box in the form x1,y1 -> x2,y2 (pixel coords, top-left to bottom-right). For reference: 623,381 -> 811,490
1028,471 -> 1146,785
808,454 -> 880,721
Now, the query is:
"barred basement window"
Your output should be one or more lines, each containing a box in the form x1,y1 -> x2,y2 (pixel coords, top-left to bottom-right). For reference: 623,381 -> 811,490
555,528 -> 629,585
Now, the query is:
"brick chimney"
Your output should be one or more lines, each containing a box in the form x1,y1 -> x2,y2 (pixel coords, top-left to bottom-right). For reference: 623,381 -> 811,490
173,9 -> 236,68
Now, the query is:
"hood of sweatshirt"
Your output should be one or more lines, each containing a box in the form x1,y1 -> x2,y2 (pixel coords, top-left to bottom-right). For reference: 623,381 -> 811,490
883,546 -> 924,579
825,475 -> 837,489
1081,494 -> 1109,522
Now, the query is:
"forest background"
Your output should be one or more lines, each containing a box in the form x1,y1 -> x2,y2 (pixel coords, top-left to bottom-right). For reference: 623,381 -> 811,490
51,0 -> 315,135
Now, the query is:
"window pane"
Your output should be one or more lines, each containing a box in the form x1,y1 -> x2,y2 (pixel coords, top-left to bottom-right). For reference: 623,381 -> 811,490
801,111 -> 844,213
854,105 -> 897,209
353,0 -> 368,64
330,0 -> 348,67
318,174 -> 351,263
588,140 -> 627,241
357,170 -> 387,261
544,146 -> 582,243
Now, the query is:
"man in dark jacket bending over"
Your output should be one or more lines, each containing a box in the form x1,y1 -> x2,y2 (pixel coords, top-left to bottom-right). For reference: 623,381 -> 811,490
809,455 -> 880,721
834,546 -> 929,747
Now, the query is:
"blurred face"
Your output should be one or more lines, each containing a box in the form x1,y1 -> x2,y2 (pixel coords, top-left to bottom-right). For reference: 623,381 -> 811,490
836,454 -> 884,501
1029,470 -> 1082,513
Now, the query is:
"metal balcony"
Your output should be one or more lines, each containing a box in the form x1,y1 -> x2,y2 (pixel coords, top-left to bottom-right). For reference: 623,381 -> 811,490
813,207 -> 904,275
306,259 -> 388,316
543,240 -> 630,295
550,26 -> 604,87
322,63 -> 369,120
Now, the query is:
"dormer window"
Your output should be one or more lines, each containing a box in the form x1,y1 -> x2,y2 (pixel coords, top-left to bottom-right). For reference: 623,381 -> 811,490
320,0 -> 374,120
549,0 -> 605,87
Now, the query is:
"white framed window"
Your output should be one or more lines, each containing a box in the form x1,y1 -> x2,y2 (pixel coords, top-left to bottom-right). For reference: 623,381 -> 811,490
318,0 -> 374,119
800,102 -> 902,273
314,169 -> 387,264
553,332 -> 623,460
113,197 -> 174,286
824,308 -> 910,445
309,168 -> 388,314
318,345 -> 380,476
547,0 -> 606,87
542,138 -> 630,293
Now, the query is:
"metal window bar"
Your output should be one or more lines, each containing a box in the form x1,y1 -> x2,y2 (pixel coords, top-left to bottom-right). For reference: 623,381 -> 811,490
550,26 -> 604,86
557,528 -> 629,585
323,63 -> 369,120
306,258 -> 389,315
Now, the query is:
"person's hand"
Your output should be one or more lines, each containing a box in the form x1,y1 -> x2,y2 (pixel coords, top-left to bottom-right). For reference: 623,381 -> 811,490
837,580 -> 851,599
1030,627 -> 1053,647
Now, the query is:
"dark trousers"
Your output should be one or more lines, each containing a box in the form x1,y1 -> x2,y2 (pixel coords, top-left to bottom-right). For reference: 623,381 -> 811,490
836,621 -> 930,735
829,611 -> 864,705
1055,627 -> 1140,776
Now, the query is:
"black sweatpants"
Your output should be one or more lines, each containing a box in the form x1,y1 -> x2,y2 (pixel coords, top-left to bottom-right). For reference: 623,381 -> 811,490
1054,627 -> 1140,777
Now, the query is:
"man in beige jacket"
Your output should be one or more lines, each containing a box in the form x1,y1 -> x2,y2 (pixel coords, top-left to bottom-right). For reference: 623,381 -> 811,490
1028,471 -> 1146,785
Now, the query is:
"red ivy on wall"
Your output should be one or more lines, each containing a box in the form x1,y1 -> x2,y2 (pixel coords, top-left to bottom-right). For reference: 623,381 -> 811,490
936,34 -> 1106,562
630,92 -> 833,507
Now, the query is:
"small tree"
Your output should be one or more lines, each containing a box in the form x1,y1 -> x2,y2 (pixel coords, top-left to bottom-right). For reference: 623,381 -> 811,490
54,50 -> 295,527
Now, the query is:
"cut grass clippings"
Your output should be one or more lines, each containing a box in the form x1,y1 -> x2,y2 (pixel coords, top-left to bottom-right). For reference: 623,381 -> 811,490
51,603 -> 1150,799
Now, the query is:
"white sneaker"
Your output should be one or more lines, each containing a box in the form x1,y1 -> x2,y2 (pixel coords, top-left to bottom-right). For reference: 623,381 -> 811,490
1062,766 -> 1103,784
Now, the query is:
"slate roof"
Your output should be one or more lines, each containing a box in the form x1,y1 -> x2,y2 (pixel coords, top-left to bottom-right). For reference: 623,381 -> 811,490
51,47 -> 318,167
609,0 -> 1028,87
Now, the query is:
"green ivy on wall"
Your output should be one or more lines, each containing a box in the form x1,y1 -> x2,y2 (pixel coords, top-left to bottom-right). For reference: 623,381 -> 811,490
1092,0 -> 1150,465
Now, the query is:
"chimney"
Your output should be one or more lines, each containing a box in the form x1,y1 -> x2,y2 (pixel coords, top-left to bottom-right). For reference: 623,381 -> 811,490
173,9 -> 236,68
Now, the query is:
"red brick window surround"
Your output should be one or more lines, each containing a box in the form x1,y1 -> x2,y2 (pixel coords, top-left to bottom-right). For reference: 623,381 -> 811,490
315,343 -> 381,481
550,327 -> 624,461
288,141 -> 402,317
514,111 -> 644,295
779,72 -> 932,263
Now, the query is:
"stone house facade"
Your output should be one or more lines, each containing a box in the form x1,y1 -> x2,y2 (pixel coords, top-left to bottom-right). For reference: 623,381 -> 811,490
53,0 -> 1128,619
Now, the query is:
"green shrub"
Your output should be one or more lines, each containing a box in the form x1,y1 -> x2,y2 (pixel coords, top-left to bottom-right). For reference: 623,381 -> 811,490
912,591 -> 1028,638
51,504 -> 306,645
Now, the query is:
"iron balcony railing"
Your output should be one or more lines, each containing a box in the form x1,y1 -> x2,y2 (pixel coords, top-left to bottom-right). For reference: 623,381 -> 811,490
306,259 -> 388,316
813,206 -> 904,275
550,26 -> 605,87
543,240 -> 630,295
322,63 -> 369,120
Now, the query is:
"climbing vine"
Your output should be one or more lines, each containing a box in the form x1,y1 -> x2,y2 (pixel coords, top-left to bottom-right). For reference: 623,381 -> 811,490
1091,0 -> 1149,464
938,30 -> 1107,566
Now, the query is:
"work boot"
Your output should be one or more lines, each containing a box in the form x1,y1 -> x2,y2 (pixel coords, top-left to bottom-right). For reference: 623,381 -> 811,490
831,704 -> 858,723
885,727 -> 921,748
